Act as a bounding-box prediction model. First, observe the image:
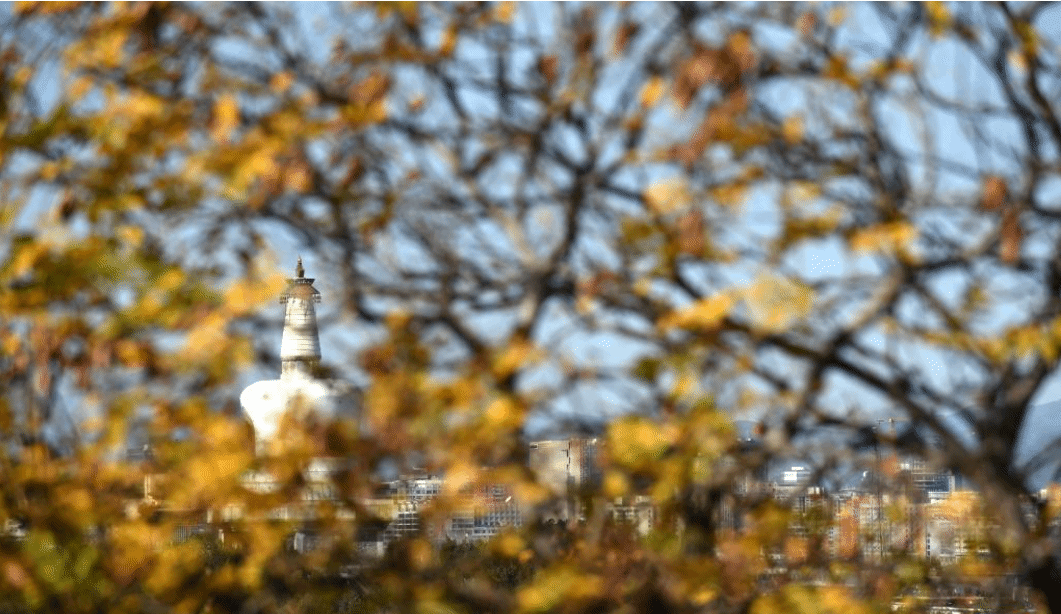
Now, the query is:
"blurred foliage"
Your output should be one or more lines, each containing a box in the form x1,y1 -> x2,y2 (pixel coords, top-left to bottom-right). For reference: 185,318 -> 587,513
0,1 -> 1060,613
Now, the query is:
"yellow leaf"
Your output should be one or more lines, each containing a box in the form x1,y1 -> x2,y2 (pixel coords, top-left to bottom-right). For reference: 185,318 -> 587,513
673,369 -> 699,398
484,396 -> 521,430
640,76 -> 665,107
226,146 -> 280,200
710,183 -> 747,208
211,94 -> 239,143
116,224 -> 144,248
282,160 -> 312,194
96,28 -> 128,68
11,242 -> 47,277
517,566 -> 602,613
607,416 -> 678,469
493,532 -> 525,558
1016,21 -> 1038,55
644,178 -> 690,214
346,72 -> 390,126
494,1 -> 515,23
144,541 -> 205,596
494,339 -> 539,378
125,91 -> 165,120
782,115 -> 803,144
727,31 -> 756,73
827,6 -> 847,27
442,461 -> 478,497
850,221 -> 917,253
223,273 -> 286,315
439,26 -> 458,57
744,274 -> 814,333
824,56 -> 859,89
782,211 -> 841,245
1,332 -> 20,356
661,294 -> 734,331
786,180 -> 821,203
155,268 -> 186,294
1008,49 -> 1029,73
183,313 -> 227,361
602,470 -> 630,498
926,1 -> 951,36
69,75 -> 92,100
39,162 -> 59,181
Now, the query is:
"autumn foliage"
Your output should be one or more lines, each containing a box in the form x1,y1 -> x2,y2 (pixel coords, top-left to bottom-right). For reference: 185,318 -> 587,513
1,2 -> 1061,613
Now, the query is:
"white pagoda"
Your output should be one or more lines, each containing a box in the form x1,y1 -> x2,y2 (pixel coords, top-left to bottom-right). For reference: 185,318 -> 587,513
239,258 -> 355,456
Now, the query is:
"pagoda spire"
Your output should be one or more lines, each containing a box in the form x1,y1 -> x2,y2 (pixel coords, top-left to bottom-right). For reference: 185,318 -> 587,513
279,257 -> 321,379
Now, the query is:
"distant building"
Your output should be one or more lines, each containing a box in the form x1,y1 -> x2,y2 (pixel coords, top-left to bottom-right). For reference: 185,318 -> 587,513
782,464 -> 811,486
350,473 -> 525,553
445,482 -> 524,542
899,456 -> 955,503
608,495 -> 655,535
529,438 -> 600,521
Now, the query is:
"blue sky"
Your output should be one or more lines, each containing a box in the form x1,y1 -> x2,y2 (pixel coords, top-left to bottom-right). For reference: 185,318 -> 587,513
12,2 -> 1061,460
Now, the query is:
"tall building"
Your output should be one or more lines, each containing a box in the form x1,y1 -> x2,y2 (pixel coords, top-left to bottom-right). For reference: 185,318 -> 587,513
528,438 -> 600,521
899,457 -> 955,503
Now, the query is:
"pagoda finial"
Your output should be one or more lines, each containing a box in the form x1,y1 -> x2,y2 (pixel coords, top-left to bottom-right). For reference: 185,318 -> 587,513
296,256 -> 305,279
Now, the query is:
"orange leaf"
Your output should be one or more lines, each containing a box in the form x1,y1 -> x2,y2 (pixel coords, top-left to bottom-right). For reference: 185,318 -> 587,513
677,210 -> 705,256
726,31 -> 756,73
1001,207 -> 1022,264
640,76 -> 665,108
798,12 -> 817,38
539,55 -> 559,88
674,48 -> 739,109
613,21 -> 639,56
981,176 -> 1007,211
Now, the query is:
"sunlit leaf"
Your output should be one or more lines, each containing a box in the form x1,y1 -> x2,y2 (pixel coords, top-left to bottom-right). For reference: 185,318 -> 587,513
494,1 -> 516,24
661,294 -> 734,331
640,76 -> 665,108
211,94 -> 239,144
782,115 -> 803,144
607,415 -> 679,470
926,1 -> 951,37
744,274 -> 814,333
1001,207 -> 1023,264
517,565 -> 602,613
849,221 -> 917,253
981,176 -> 1007,211
644,178 -> 691,214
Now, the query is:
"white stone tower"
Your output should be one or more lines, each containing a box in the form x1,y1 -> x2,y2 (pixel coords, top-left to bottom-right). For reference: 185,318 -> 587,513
280,257 -> 321,379
240,259 -> 352,456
